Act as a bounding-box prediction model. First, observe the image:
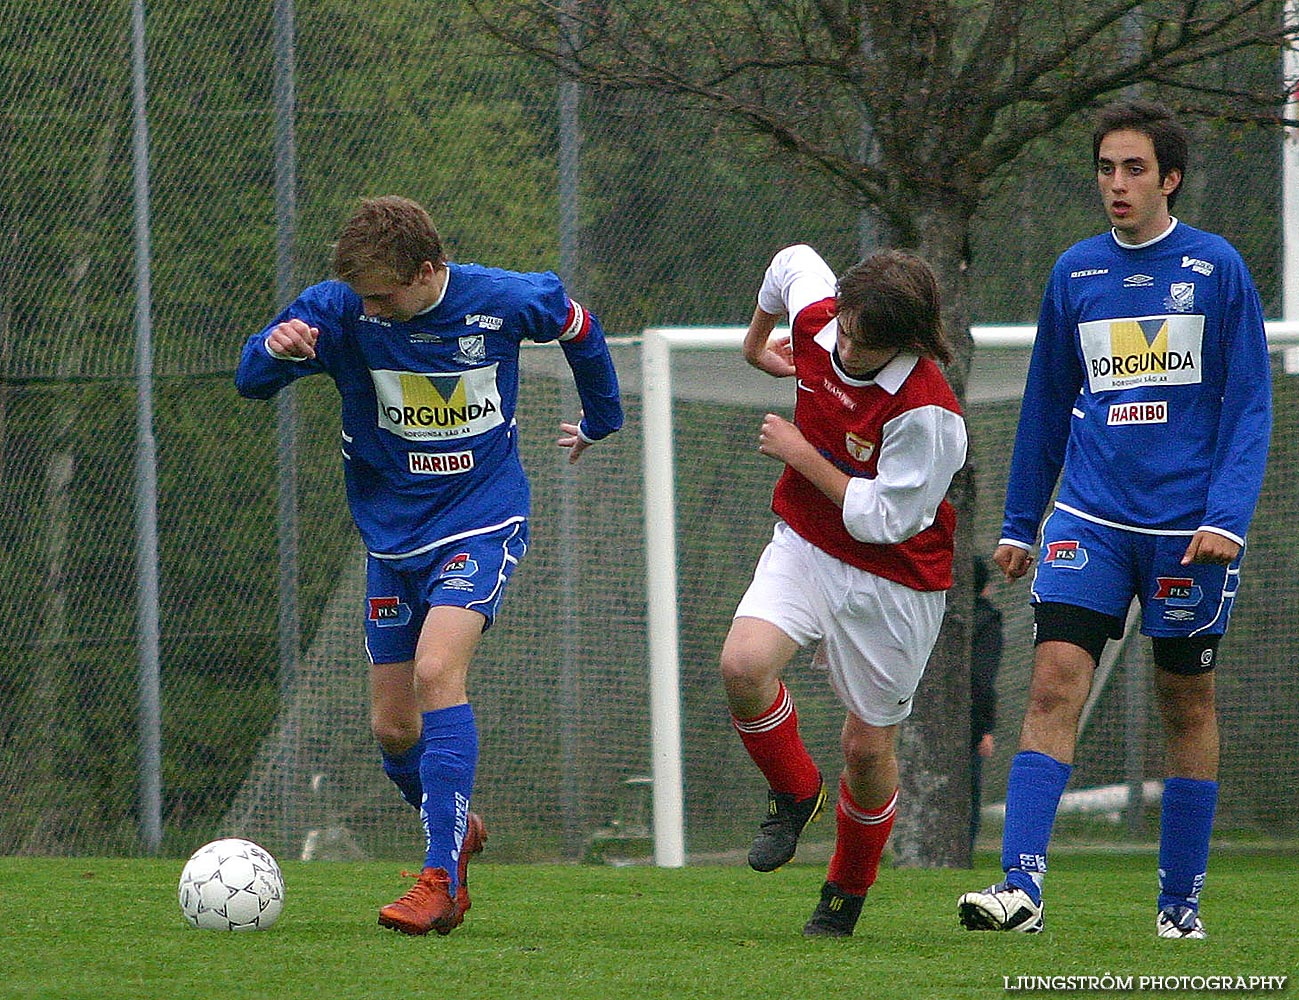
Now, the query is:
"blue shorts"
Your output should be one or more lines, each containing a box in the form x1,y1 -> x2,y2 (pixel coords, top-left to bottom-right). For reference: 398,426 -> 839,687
1030,507 -> 1240,638
363,520 -> 529,664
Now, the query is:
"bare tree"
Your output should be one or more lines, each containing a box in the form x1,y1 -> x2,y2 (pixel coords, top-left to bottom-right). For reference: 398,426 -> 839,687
472,0 -> 1298,866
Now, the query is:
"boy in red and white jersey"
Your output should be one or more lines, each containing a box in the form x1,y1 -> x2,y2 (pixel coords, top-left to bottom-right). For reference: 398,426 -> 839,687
723,244 -> 967,936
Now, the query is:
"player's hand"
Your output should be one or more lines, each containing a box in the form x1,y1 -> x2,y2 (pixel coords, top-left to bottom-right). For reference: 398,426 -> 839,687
558,419 -> 591,464
977,733 -> 995,759
993,544 -> 1032,581
266,318 -> 319,359
1181,530 -> 1240,566
749,334 -> 796,378
757,412 -> 811,465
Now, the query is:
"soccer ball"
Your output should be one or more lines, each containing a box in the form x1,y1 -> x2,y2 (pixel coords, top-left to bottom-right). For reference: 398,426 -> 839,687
178,838 -> 285,931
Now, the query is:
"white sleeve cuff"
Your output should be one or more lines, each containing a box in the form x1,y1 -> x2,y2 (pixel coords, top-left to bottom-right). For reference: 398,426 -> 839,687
1195,525 -> 1245,547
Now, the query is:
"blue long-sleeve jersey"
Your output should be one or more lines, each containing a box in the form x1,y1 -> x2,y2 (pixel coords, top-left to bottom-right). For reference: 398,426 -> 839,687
1002,221 -> 1271,548
236,263 -> 623,562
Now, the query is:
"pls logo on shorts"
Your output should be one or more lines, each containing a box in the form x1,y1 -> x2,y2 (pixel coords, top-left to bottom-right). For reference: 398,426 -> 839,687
1153,576 -> 1203,608
441,552 -> 479,577
368,596 -> 412,628
1045,540 -> 1087,570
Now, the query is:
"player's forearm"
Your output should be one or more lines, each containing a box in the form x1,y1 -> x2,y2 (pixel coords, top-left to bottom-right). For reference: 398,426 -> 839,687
784,445 -> 849,509
1000,401 -> 1068,544
234,329 -> 304,399
560,322 -> 624,441
1203,349 -> 1270,540
743,307 -> 782,367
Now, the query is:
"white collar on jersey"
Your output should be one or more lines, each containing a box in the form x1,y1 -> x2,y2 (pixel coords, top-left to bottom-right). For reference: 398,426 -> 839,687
813,317 -> 916,394
413,265 -> 451,318
1110,216 -> 1178,251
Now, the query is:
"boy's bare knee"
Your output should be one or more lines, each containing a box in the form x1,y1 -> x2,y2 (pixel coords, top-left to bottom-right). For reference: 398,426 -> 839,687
371,716 -> 420,754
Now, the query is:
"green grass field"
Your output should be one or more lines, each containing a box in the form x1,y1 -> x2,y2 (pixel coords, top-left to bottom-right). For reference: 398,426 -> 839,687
4,852 -> 1294,1000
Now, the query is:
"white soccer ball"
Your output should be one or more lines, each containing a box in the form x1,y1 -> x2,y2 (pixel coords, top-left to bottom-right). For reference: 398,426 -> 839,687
178,837 -> 285,931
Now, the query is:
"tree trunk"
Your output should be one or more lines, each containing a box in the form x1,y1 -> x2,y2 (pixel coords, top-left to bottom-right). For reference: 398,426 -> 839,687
891,198 -> 979,868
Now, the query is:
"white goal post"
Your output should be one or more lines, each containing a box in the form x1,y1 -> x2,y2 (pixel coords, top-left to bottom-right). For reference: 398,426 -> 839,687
640,319 -> 1299,867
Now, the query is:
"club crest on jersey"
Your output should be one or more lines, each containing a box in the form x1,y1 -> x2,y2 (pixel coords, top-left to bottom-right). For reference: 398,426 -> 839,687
368,596 -> 412,628
845,432 -> 875,463
1045,540 -> 1087,569
1164,282 -> 1195,313
441,552 -> 479,577
1153,576 -> 1203,608
454,334 -> 487,365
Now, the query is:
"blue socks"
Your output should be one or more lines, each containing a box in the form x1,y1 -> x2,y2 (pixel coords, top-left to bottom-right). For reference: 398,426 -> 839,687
381,742 -> 424,811
380,704 -> 480,891
1158,777 -> 1217,911
999,754 -> 1216,913
418,703 -> 479,891
1001,750 -> 1072,905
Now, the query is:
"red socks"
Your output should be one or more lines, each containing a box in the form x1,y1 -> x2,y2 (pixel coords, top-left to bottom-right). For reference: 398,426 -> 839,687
734,686 -> 897,897
827,778 -> 897,895
731,683 -> 821,799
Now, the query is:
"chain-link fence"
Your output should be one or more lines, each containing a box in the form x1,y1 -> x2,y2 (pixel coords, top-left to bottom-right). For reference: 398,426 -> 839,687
1,1 -> 1293,861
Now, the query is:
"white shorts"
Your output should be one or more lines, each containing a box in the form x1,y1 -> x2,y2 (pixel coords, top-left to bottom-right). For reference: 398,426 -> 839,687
733,521 -> 947,726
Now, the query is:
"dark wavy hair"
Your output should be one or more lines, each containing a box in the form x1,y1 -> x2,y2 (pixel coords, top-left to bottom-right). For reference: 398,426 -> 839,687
836,249 -> 953,366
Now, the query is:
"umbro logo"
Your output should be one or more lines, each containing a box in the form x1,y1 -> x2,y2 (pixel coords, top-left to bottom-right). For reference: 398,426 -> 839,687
1123,273 -> 1154,288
